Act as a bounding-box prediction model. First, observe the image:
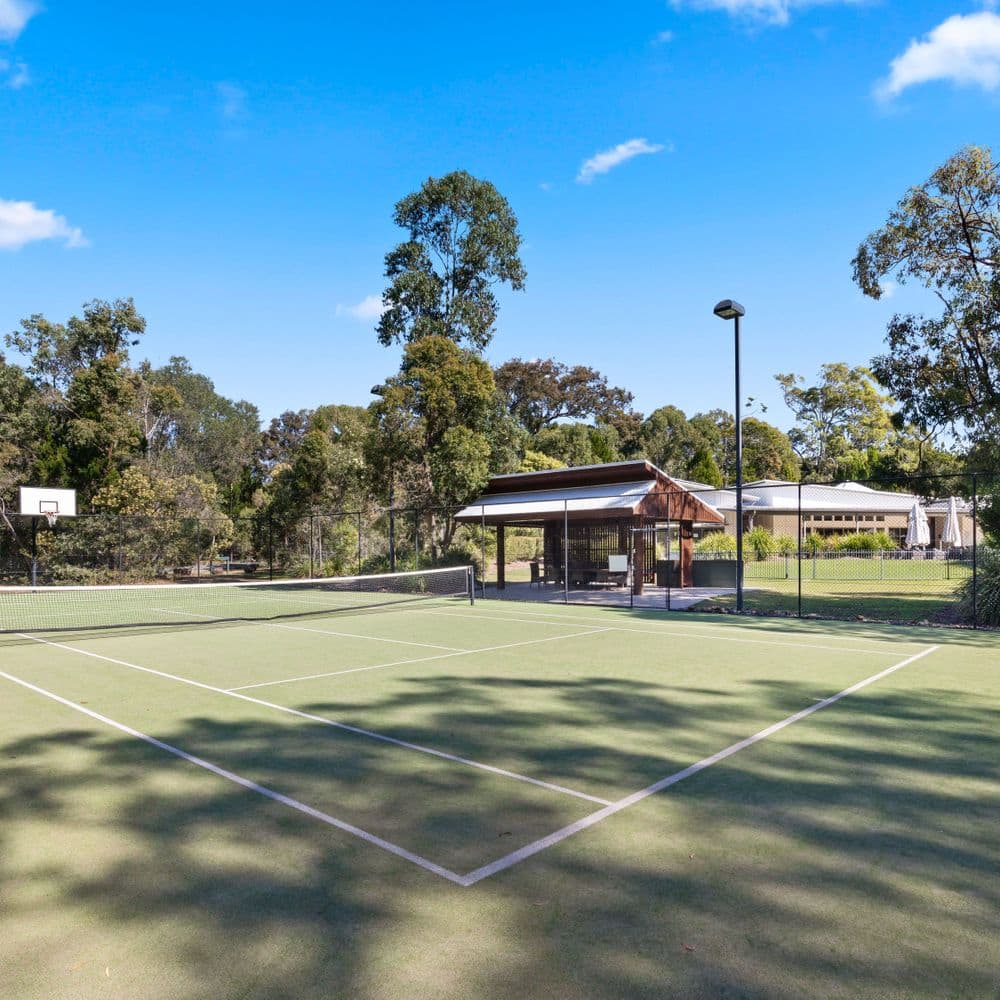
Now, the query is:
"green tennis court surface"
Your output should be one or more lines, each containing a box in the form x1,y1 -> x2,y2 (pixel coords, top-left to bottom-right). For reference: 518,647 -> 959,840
2,586 -> 997,998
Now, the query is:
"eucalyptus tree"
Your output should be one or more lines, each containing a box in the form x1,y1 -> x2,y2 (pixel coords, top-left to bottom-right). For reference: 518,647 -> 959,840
853,145 -> 1000,457
377,171 -> 526,351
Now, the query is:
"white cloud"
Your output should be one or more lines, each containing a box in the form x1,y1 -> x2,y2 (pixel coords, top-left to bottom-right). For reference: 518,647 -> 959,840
0,0 -> 36,41
670,0 -> 864,27
576,138 -> 667,184
0,198 -> 88,250
216,81 -> 248,120
879,280 -> 897,299
654,30 -> 675,43
336,295 -> 386,321
876,12 -> 1000,100
0,57 -> 29,88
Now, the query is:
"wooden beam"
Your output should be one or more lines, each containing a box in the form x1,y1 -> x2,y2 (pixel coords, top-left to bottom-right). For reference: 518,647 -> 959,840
679,520 -> 694,588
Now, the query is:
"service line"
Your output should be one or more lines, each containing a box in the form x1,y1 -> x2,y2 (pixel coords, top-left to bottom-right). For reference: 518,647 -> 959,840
15,630 -> 613,807
458,645 -> 940,885
0,668 -> 468,885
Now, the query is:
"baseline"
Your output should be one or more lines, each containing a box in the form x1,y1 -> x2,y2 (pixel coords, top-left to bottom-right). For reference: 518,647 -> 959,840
457,645 -> 940,885
0,668 -> 467,885
15,632 -> 611,806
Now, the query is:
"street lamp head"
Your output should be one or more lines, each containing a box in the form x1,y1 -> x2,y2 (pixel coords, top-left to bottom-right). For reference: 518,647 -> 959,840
713,299 -> 745,320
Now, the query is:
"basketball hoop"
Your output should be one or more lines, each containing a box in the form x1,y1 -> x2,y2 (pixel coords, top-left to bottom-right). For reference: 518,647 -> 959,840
43,511 -> 59,528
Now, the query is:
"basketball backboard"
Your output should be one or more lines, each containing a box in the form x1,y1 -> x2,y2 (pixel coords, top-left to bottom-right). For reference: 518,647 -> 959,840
19,486 -> 77,518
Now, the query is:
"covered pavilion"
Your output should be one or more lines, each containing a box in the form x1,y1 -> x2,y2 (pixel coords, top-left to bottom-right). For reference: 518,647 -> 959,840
455,461 -> 725,593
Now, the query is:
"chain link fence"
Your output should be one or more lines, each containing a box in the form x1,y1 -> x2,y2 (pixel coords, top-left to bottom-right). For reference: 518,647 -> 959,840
1,471 -> 997,628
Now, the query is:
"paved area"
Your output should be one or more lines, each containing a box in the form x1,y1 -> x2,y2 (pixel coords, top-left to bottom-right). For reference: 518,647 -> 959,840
482,581 -> 740,610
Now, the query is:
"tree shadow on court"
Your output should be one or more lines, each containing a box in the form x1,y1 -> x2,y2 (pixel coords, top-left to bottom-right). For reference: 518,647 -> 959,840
1,671 -> 998,998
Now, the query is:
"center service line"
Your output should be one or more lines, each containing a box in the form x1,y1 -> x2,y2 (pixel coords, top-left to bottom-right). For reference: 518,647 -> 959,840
458,645 -> 940,886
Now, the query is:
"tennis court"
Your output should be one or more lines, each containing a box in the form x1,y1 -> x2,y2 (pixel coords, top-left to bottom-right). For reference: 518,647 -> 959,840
2,568 -> 997,998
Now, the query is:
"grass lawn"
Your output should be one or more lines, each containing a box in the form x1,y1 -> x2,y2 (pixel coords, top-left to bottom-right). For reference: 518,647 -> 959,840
2,597 -> 997,998
698,576 -> 969,623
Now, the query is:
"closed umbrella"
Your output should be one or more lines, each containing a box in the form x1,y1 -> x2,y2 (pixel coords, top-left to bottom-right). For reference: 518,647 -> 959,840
905,502 -> 931,549
941,496 -> 963,549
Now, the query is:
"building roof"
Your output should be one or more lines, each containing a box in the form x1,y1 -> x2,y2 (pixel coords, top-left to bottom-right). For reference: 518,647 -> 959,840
455,480 -> 659,521
455,462 -> 725,525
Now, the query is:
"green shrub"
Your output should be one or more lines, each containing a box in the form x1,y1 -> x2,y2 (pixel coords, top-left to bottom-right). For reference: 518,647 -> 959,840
694,532 -> 735,555
745,526 -> 777,560
504,533 -> 542,562
772,534 -> 797,555
803,533 -> 824,554
957,546 -> 1000,626
830,530 -> 898,553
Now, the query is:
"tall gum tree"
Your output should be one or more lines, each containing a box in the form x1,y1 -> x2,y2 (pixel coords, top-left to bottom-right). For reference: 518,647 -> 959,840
853,145 -> 1000,455
377,171 -> 526,351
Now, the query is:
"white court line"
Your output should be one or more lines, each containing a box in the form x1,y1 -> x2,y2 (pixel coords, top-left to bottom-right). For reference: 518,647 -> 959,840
0,669 -> 467,885
149,607 -> 468,653
416,608 -> 902,656
15,632 -> 612,807
226,628 -> 613,692
439,602 -> 930,648
458,645 -> 940,885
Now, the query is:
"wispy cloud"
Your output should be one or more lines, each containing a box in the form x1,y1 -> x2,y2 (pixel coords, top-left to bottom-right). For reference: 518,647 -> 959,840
876,12 -> 1000,100
336,295 -> 386,321
0,198 -> 88,250
669,0 -> 865,28
0,57 -> 28,88
0,0 -> 37,41
216,81 -> 248,121
654,30 -> 675,43
577,138 -> 667,184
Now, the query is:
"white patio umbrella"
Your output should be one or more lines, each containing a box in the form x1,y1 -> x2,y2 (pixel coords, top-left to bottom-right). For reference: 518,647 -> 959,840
941,496 -> 963,549
905,502 -> 931,549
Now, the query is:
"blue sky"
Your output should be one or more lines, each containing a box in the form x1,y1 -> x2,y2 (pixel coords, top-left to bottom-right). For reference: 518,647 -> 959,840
2,1 -> 998,432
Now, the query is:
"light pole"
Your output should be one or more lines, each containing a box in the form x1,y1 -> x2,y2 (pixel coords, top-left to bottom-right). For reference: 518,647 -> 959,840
713,299 -> 745,612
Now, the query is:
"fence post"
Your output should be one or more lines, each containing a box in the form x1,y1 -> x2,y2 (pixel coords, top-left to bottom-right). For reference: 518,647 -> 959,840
357,511 -> 362,575
268,511 -> 274,581
308,511 -> 314,579
480,506 -> 487,599
413,510 -> 420,570
972,472 -> 978,629
563,500 -> 569,604
797,481 -> 802,618
468,564 -> 475,606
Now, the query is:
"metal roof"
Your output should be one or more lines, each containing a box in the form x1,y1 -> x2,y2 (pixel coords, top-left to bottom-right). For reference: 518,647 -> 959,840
455,480 -> 657,521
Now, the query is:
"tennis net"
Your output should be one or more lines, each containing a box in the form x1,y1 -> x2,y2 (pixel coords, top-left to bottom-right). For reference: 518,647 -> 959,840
0,565 -> 474,633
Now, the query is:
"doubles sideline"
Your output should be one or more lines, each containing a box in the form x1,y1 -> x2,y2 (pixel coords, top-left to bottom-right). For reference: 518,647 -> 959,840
12,629 -> 613,806
0,641 -> 939,886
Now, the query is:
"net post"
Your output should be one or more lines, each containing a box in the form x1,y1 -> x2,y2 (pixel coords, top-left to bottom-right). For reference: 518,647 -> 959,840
357,511 -> 362,575
468,564 -> 475,605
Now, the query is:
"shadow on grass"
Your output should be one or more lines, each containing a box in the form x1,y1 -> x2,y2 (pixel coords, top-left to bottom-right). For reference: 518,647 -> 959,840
1,666 -> 998,998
